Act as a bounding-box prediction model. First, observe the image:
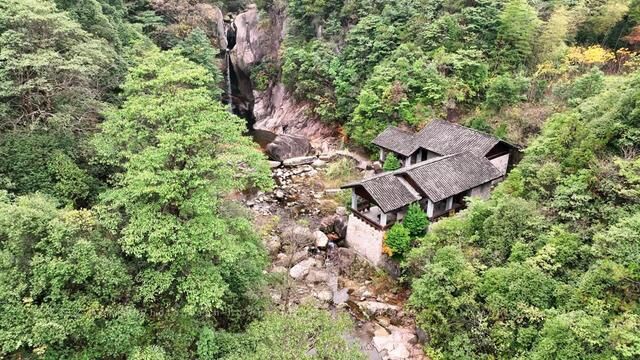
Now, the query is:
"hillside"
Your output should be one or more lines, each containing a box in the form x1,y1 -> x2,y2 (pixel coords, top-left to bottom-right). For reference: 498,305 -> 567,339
0,0 -> 639,359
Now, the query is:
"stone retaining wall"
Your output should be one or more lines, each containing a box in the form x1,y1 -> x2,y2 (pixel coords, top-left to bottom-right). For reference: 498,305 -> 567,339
345,214 -> 385,266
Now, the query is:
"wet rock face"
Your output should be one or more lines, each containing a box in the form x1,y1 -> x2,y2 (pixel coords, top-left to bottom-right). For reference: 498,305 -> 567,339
253,83 -> 338,148
265,134 -> 312,161
223,4 -> 338,149
230,4 -> 276,73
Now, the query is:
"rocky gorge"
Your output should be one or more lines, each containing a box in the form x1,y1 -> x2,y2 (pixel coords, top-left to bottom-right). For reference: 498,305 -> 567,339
168,2 -> 428,357
221,4 -> 339,150
243,152 -> 427,360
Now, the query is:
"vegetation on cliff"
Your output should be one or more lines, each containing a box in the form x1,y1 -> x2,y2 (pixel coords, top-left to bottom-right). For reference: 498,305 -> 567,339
1,0 -> 640,359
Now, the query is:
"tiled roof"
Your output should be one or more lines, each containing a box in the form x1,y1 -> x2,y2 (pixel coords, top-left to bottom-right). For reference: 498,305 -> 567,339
342,152 -> 503,210
370,127 -> 416,156
404,152 -> 503,202
372,120 -> 508,157
342,169 -> 422,213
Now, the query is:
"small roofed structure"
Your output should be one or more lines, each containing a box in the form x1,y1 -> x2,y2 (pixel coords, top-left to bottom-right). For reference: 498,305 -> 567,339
373,119 -> 519,173
342,152 -> 503,229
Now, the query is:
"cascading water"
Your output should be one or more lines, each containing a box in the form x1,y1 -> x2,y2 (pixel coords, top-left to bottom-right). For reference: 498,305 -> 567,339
225,50 -> 233,113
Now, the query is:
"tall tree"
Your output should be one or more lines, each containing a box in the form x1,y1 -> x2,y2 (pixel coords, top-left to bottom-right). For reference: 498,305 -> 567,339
93,48 -> 273,343
0,0 -> 118,132
535,6 -> 571,65
495,0 -> 540,69
0,193 -> 143,358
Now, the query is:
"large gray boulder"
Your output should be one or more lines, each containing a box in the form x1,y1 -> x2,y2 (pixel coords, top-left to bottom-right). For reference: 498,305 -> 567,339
265,134 -> 312,161
289,258 -> 316,280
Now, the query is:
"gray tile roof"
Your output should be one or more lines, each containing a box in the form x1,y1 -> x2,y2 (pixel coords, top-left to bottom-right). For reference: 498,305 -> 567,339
370,127 -> 416,156
342,152 -> 503,210
404,152 -> 503,202
342,170 -> 421,213
372,120 -> 507,157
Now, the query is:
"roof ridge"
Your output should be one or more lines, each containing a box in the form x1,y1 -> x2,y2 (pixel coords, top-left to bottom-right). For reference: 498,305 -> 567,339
430,119 -> 521,148
430,119 -> 496,140
347,153 -> 462,186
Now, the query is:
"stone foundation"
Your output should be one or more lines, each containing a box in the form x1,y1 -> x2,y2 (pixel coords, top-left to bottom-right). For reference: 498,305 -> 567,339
345,214 -> 385,266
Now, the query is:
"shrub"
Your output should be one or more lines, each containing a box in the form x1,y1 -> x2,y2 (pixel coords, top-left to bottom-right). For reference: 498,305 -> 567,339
553,68 -> 605,106
383,153 -> 402,171
384,223 -> 412,257
466,116 -> 493,133
485,74 -> 529,111
323,157 -> 358,187
404,202 -> 429,237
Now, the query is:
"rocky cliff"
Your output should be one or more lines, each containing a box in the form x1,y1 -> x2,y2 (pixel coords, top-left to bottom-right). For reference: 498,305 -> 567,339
226,4 -> 338,150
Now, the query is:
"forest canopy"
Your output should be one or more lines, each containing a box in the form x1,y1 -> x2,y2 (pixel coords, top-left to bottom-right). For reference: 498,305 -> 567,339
1,0 -> 640,359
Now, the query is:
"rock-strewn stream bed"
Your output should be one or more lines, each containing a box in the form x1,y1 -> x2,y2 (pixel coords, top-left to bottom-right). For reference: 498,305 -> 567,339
245,154 -> 427,360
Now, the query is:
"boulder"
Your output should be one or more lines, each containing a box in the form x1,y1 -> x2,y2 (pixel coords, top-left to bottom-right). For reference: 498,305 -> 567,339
335,206 -> 347,216
314,288 -> 333,303
282,156 -> 316,166
372,335 -> 394,353
270,265 -> 287,273
337,248 -> 356,268
253,83 -> 339,148
357,301 -> 400,318
334,215 -> 348,239
314,230 -> 329,249
306,268 -> 330,284
230,4 -> 266,71
268,160 -> 281,168
289,258 -> 316,280
274,189 -> 285,199
311,159 -> 327,168
265,236 -> 281,256
388,344 -> 410,360
332,288 -> 349,305
266,134 -> 311,161
319,215 -> 337,233
291,249 -> 310,265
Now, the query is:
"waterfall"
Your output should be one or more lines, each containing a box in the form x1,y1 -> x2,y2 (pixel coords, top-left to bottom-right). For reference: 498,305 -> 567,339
225,50 -> 232,113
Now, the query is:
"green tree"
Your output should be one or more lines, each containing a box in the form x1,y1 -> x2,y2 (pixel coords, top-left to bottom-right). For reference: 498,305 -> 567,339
535,6 -> 571,65
176,28 -> 223,94
54,0 -> 127,46
383,153 -> 402,171
485,74 -> 530,111
0,193 -> 144,358
347,44 -> 449,149
281,39 -> 337,122
404,202 -> 429,237
495,0 -> 541,69
93,48 -> 273,336
334,14 -> 399,119
0,131 -> 99,207
0,0 -> 118,132
384,223 -> 412,257
409,246 -> 480,358
221,306 -> 366,359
